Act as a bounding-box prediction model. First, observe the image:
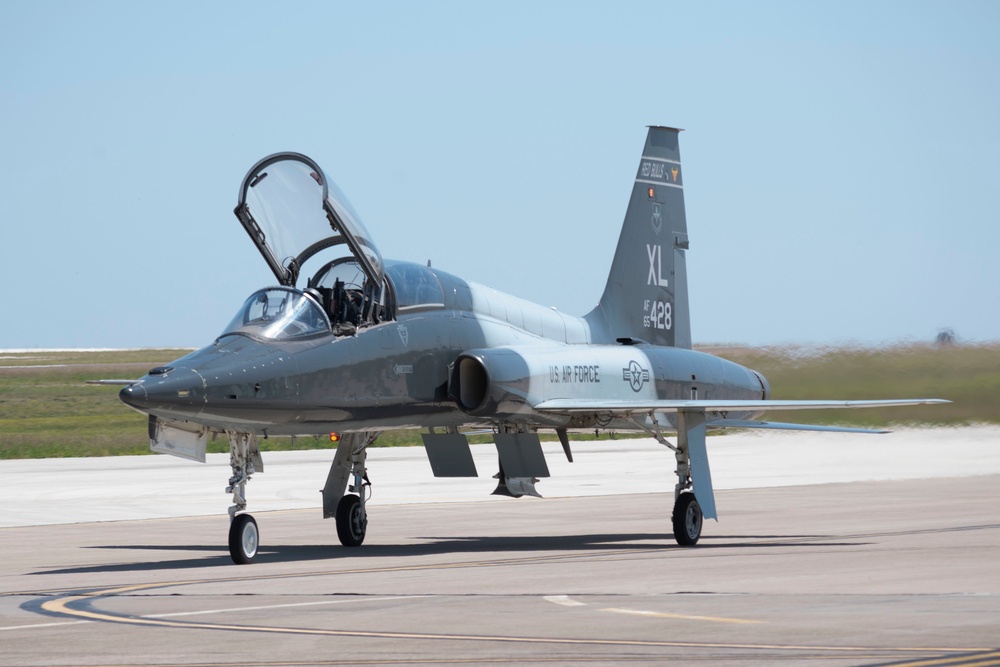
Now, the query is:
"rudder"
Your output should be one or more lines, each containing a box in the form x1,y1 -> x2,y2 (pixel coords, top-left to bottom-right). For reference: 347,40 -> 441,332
586,126 -> 692,348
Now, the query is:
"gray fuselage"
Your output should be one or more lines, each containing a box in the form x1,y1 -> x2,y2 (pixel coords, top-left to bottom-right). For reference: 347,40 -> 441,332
120,261 -> 767,436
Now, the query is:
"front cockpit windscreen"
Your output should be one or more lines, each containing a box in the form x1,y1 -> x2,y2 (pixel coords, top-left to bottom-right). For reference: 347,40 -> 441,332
221,288 -> 330,341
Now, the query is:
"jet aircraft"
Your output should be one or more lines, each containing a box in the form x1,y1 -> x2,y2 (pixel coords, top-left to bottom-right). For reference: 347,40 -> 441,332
113,127 -> 945,564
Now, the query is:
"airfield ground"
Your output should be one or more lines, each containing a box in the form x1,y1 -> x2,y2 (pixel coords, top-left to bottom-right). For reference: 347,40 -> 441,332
0,429 -> 998,666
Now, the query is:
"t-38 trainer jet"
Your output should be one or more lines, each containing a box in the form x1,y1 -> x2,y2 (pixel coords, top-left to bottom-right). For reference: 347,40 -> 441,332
113,127 -> 945,563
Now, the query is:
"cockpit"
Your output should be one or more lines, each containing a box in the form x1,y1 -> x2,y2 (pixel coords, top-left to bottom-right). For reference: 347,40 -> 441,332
232,152 -> 388,336
228,152 -> 448,342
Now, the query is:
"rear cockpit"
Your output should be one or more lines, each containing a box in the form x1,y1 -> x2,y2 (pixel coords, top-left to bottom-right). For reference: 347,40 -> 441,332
232,152 -> 455,339
234,152 -> 391,336
383,262 -> 445,313
306,259 -> 447,333
234,153 -> 386,333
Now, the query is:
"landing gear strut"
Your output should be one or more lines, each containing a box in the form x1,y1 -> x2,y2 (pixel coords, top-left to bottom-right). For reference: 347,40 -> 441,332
226,431 -> 263,564
670,414 -> 703,546
641,412 -> 708,547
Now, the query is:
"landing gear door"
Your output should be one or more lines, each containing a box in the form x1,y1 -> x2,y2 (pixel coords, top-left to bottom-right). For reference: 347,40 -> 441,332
233,152 -> 384,299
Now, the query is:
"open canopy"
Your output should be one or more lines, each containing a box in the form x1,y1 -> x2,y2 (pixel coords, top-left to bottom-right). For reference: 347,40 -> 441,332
234,153 -> 383,290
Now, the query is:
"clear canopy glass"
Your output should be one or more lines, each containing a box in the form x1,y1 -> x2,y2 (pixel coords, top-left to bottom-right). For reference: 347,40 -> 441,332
221,288 -> 330,340
234,153 -> 383,290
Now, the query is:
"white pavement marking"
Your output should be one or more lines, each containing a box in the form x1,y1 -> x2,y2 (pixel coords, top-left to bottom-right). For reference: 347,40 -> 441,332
543,595 -> 588,607
601,607 -> 763,624
541,595 -> 763,623
0,621 -> 89,631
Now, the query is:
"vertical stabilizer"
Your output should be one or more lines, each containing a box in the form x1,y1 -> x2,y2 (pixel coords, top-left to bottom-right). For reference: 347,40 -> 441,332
586,127 -> 691,348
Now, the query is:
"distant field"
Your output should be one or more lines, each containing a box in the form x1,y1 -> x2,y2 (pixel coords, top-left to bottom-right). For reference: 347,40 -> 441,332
0,343 -> 996,459
708,342 -> 999,428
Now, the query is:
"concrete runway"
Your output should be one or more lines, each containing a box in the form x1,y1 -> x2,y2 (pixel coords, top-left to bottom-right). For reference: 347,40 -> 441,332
1,428 -> 998,666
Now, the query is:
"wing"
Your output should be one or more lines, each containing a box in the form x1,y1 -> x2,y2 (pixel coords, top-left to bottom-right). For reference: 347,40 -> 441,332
534,398 -> 948,433
534,398 -> 948,413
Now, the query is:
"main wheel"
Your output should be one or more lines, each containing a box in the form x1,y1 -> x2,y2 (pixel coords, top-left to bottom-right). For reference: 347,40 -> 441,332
229,513 -> 259,564
671,493 -> 702,546
336,494 -> 366,547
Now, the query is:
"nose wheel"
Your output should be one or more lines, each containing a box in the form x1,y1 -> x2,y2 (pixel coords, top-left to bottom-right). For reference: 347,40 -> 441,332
672,493 -> 702,546
229,513 -> 259,564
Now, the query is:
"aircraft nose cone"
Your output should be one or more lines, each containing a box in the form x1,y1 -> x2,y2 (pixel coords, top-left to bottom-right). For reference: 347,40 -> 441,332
119,383 -> 147,410
118,368 -> 205,417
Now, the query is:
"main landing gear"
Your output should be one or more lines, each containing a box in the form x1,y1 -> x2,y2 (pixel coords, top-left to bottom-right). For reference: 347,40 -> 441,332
335,494 -> 366,547
670,436 -> 703,546
671,492 -> 702,546
322,431 -> 378,548
644,413 -> 707,547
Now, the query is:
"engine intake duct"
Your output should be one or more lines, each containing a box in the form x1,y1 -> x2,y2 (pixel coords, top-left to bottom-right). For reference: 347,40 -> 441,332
453,355 -> 490,414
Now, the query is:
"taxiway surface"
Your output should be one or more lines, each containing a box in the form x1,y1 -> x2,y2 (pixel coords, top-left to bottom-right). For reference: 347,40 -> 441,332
1,428 -> 998,666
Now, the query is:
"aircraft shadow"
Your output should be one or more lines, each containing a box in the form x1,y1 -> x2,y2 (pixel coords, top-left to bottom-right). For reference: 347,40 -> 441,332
32,532 -> 862,575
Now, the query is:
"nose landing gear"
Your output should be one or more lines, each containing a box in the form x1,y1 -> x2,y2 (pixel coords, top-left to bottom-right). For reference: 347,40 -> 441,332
229,513 -> 259,564
226,431 -> 264,564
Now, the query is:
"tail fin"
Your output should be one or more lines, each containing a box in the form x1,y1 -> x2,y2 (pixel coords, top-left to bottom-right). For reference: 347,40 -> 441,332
585,126 -> 692,348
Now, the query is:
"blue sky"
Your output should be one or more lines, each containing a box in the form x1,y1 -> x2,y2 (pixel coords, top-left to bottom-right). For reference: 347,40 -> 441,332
2,1 -> 997,349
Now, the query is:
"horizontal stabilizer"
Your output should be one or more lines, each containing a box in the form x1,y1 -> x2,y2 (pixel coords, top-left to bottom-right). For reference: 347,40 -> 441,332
707,419 -> 890,434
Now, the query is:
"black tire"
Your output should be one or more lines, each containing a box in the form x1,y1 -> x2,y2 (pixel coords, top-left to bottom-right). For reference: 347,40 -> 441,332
336,494 -> 366,547
229,513 -> 259,564
671,493 -> 702,546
